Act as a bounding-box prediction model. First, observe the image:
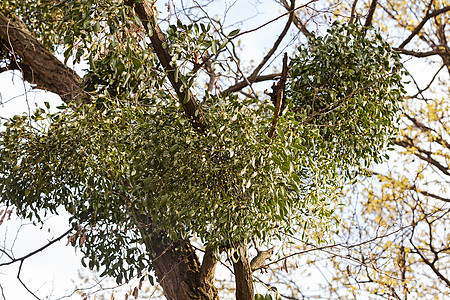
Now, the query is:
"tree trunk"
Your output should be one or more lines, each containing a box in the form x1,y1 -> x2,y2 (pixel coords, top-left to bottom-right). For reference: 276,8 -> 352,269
232,246 -> 255,300
149,237 -> 219,300
135,213 -> 219,300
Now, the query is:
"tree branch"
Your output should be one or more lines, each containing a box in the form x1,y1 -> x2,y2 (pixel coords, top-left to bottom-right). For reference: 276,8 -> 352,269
363,0 -> 377,29
248,0 -> 295,80
221,73 -> 281,96
410,235 -> 450,287
221,0 -> 296,98
399,6 -> 450,49
17,260 -> 41,300
231,0 -> 316,41
404,112 -> 450,150
0,12 -> 82,103
278,0 -> 311,37
125,0 -> 208,131
349,0 -> 359,25
199,246 -> 218,296
415,188 -> 450,203
0,229 -> 71,267
395,139 -> 450,177
393,47 -> 449,58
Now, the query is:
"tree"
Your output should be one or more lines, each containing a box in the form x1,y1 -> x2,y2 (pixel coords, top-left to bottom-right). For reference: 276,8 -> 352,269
260,0 -> 450,299
0,0 -> 404,299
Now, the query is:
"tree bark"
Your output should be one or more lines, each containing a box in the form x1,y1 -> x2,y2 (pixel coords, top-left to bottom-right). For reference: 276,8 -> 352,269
232,246 -> 255,300
135,213 -> 219,300
0,11 -> 82,103
149,238 -> 219,300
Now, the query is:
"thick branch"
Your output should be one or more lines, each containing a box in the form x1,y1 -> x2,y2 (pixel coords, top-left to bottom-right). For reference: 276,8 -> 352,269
394,48 -> 449,58
349,0 -> 359,25
399,6 -> 450,49
125,0 -> 208,131
199,246 -> 218,297
363,0 -> 378,29
0,12 -> 82,102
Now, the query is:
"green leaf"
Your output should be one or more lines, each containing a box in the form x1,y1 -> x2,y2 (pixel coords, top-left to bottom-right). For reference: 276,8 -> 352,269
228,29 -> 240,37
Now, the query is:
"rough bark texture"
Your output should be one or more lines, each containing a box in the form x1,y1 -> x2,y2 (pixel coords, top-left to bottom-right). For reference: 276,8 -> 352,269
150,239 -> 219,300
0,11 -> 82,103
200,247 -> 219,298
232,246 -> 255,300
136,231 -> 219,300
136,212 -> 219,300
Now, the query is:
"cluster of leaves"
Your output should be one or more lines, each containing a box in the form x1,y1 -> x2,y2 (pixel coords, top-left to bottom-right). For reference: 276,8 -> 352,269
0,4 -> 405,286
0,94 -> 339,281
288,22 -> 406,175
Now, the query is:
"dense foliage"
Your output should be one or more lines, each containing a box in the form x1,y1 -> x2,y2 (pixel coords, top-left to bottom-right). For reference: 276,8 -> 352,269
289,22 -> 404,172
0,0 -> 404,288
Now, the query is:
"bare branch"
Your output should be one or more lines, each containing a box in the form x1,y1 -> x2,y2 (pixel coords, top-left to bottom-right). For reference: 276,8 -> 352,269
221,73 -> 281,96
410,234 -> 450,287
404,112 -> 450,150
248,0 -> 295,80
415,188 -> 450,203
231,0 -> 317,40
395,139 -> 450,177
363,0 -> 377,29
393,47 -> 449,58
17,261 -> 41,300
278,0 -> 311,37
0,229 -> 71,267
399,6 -> 450,49
349,0 -> 359,25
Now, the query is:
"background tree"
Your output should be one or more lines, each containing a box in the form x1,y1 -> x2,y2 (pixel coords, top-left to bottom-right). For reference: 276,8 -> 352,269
260,0 -> 450,299
0,0 -> 405,299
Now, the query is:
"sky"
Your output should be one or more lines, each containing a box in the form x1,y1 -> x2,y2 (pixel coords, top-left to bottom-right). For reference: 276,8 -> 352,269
0,0 -> 447,299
